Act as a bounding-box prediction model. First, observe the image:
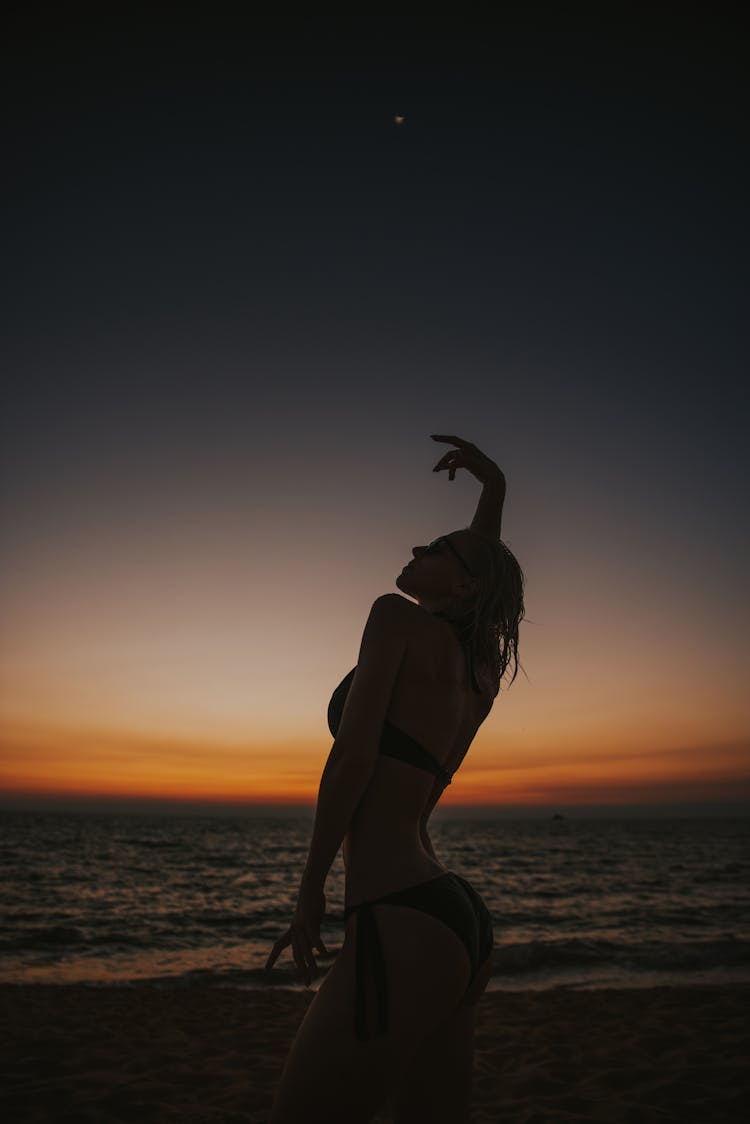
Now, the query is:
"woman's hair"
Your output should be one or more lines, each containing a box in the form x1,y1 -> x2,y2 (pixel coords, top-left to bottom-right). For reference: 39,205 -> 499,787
452,530 -> 525,696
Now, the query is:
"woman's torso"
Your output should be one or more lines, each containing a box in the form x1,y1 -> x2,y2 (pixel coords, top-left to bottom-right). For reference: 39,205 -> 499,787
341,597 -> 495,906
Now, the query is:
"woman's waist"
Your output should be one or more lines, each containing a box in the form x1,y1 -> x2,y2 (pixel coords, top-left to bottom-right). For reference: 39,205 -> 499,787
343,845 -> 449,908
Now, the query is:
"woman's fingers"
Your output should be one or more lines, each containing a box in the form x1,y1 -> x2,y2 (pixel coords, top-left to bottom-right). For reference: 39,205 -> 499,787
301,929 -> 318,976
264,929 -> 291,971
433,448 -> 463,466
266,922 -> 323,984
431,434 -> 501,486
430,434 -> 476,449
433,449 -> 464,478
431,435 -> 478,479
290,928 -> 304,981
292,927 -> 317,985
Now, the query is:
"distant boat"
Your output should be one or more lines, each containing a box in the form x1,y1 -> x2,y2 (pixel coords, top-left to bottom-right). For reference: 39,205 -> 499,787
551,813 -> 565,820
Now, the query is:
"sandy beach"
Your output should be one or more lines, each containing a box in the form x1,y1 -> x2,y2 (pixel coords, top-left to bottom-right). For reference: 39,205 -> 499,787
1,981 -> 748,1122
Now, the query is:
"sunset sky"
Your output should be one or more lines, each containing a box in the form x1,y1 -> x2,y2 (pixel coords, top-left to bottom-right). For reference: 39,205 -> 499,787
2,20 -> 748,816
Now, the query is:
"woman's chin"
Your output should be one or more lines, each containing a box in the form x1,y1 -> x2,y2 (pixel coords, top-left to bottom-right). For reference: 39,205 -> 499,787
395,570 -> 412,591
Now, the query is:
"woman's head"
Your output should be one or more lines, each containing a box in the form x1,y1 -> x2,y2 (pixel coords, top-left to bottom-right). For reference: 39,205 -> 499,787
396,528 -> 524,694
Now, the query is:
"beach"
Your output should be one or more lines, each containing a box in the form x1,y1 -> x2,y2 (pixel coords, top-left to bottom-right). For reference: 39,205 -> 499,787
2,982 -> 748,1122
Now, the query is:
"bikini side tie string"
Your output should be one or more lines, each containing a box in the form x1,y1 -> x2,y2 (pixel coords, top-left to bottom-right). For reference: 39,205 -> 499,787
344,901 -> 389,1042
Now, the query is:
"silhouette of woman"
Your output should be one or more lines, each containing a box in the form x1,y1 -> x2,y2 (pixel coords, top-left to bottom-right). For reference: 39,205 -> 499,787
265,434 -> 525,1123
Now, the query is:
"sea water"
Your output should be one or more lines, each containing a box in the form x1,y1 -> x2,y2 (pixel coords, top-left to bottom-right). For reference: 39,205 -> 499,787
1,809 -> 748,992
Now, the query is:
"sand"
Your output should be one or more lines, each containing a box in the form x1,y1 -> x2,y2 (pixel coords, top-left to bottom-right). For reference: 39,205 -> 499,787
1,981 -> 748,1122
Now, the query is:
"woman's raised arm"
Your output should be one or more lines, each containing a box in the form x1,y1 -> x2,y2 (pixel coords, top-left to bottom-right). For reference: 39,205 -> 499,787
431,434 -> 506,540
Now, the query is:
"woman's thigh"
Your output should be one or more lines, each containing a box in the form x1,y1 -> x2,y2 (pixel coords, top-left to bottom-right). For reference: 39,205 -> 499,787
390,950 -> 494,1124
269,902 -> 473,1124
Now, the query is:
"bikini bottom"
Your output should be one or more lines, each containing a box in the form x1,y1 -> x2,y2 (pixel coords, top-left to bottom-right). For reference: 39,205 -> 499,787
342,870 -> 494,1043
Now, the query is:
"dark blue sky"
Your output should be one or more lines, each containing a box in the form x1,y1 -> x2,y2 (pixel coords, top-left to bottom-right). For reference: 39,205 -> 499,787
6,23 -> 747,485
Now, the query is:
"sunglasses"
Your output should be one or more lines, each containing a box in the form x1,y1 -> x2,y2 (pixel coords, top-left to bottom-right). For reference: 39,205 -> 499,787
422,536 -> 475,577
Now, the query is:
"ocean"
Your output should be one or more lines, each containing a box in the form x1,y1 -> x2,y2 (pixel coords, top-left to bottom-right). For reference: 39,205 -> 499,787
1,809 -> 748,993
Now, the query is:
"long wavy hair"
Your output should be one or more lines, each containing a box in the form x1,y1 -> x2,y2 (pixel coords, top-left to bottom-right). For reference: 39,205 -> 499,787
441,530 -> 525,697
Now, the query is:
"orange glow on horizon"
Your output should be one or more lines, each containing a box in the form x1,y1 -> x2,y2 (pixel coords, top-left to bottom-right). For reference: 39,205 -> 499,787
2,715 -> 747,809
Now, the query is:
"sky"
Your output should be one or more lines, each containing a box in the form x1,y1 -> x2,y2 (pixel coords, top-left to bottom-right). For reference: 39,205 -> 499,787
2,18 -> 749,816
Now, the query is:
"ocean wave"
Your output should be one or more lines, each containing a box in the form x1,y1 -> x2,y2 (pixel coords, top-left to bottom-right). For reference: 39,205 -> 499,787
0,924 -> 86,950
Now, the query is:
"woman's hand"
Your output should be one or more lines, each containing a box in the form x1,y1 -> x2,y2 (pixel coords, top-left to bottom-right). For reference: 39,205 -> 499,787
264,882 -> 329,987
430,434 -> 505,488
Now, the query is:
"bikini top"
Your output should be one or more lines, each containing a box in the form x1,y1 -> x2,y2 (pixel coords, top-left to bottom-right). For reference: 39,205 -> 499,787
327,666 -> 453,788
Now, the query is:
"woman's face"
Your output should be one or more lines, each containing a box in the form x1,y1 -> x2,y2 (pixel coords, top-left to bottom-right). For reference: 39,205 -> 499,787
395,532 -> 479,607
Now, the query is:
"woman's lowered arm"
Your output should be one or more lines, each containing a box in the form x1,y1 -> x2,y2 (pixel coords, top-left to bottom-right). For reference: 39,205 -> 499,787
300,745 -> 375,892
301,595 -> 409,892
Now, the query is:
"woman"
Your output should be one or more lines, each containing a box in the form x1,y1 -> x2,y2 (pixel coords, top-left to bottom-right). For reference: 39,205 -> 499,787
265,434 -> 525,1123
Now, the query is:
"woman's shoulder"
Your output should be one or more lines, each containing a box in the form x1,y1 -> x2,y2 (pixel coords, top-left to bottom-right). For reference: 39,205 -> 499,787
371,596 -> 497,709
376,595 -> 478,673
368,592 -> 424,622
366,595 -> 452,657
369,593 -> 443,632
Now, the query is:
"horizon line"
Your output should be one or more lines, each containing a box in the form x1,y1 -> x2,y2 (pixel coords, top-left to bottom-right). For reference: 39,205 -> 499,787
1,796 -> 748,819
